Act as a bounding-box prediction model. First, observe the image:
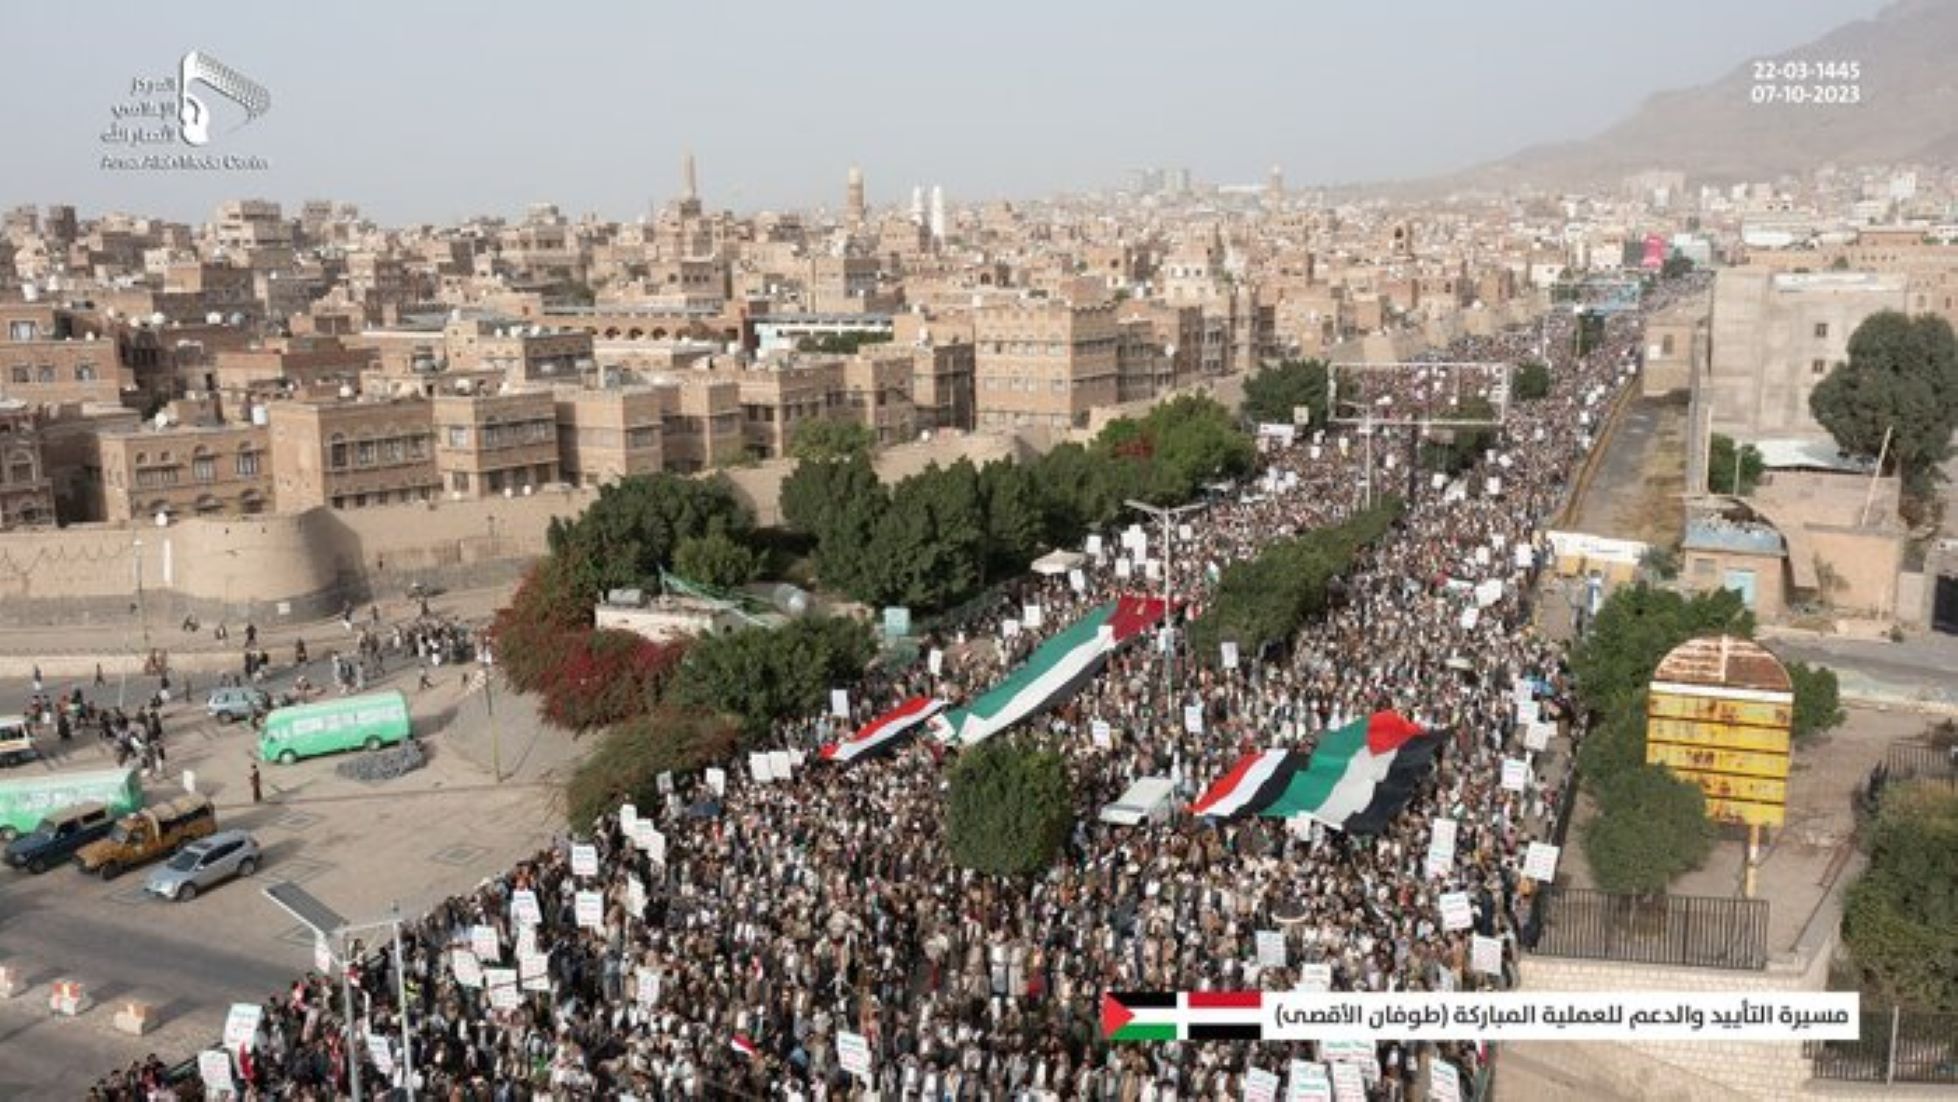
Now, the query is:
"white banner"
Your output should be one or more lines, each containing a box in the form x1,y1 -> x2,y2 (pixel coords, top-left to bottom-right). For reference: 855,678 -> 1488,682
1256,929 -> 1288,969
570,843 -> 599,878
198,1050 -> 236,1094
1425,817 -> 1458,879
222,1003 -> 263,1050
1244,1067 -> 1281,1102
706,767 -> 726,797
1184,705 -> 1204,734
1439,891 -> 1473,932
1024,603 -> 1044,628
1296,962 -> 1333,993
574,890 -> 604,929
470,924 -> 500,961
1524,721 -> 1554,752
1222,641 -> 1240,670
830,689 -> 850,718
1472,935 -> 1504,977
1091,720 -> 1113,749
837,1029 -> 872,1079
1524,842 -> 1561,883
1430,1059 -> 1462,1102
1500,757 -> 1530,792
1287,1060 -> 1332,1102
1256,992 -> 1861,1041
450,948 -> 483,988
1330,1061 -> 1367,1102
510,889 -> 542,927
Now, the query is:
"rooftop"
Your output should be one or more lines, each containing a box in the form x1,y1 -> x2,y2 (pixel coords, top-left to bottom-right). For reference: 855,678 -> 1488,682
1683,516 -> 1786,557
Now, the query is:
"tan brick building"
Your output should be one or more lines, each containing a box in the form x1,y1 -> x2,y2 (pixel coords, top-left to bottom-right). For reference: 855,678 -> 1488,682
0,303 -> 135,406
92,421 -> 272,522
0,400 -> 54,528
432,389 -> 561,498
266,397 -> 440,511
652,376 -> 743,473
553,387 -> 664,487
973,300 -> 1119,429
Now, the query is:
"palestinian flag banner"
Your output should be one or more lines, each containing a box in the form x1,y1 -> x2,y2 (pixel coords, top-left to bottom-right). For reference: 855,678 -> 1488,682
931,595 -> 1165,748
820,696 -> 945,764
1190,749 -> 1306,819
1103,991 -> 1264,1042
1260,711 -> 1443,834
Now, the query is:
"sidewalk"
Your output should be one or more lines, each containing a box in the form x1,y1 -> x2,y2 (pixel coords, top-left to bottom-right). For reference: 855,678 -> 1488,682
0,582 -> 516,679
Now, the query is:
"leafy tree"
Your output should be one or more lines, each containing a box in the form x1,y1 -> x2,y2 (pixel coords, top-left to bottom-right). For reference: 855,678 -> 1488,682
861,462 -> 986,609
946,740 -> 1073,877
1576,311 -> 1607,357
1707,433 -> 1764,495
1513,361 -> 1552,402
1189,498 -> 1402,661
978,459 -> 1048,580
565,706 -> 740,829
1787,660 -> 1845,743
673,530 -> 761,590
795,331 -> 892,354
1810,312 -> 1958,489
1581,764 -> 1716,895
492,557 -> 594,694
547,473 -> 755,603
1242,359 -> 1331,426
1134,394 -> 1256,502
789,419 -> 877,462
669,615 -> 877,739
1842,783 -> 1958,1010
539,629 -> 685,733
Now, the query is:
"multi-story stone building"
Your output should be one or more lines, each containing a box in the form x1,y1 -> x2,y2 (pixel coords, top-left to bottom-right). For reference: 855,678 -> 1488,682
0,302 -> 136,406
432,389 -> 561,498
650,375 -> 743,473
265,396 -> 440,511
1706,270 -> 1909,442
973,299 -> 1119,430
91,420 -> 271,522
0,400 -> 54,528
553,387 -> 664,488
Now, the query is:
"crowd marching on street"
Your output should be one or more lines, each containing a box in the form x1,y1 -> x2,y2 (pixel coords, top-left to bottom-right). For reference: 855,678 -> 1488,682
90,278 -> 1708,1101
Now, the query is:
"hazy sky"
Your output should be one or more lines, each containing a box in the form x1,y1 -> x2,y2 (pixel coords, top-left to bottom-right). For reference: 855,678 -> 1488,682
2,0 -> 1892,225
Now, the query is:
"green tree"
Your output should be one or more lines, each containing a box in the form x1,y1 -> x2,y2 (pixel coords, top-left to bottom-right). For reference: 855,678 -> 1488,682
861,462 -> 986,609
978,459 -> 1048,580
780,454 -> 888,596
1242,359 -> 1331,426
673,530 -> 762,590
565,706 -> 740,829
1842,783 -> 1958,1009
1707,433 -> 1764,495
1189,498 -> 1402,661
945,740 -> 1073,877
1513,361 -> 1552,402
669,615 -> 877,739
789,419 -> 877,462
1810,312 -> 1958,490
1581,764 -> 1717,895
1787,660 -> 1845,743
547,473 -> 755,603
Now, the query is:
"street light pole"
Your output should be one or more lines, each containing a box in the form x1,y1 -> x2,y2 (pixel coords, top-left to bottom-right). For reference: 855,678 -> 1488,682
1124,499 -> 1205,698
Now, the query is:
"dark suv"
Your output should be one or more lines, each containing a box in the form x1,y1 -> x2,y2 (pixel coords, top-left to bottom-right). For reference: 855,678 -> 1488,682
4,802 -> 117,874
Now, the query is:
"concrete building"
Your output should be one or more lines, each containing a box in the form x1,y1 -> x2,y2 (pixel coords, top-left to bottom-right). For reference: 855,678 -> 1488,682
0,303 -> 136,406
1681,517 -> 1788,619
0,400 -> 54,528
432,389 -> 560,499
92,420 -> 271,522
650,375 -> 743,473
553,387 -> 664,488
973,300 -> 1119,430
266,397 -> 440,511
1642,291 -> 1710,397
1705,270 -> 1909,442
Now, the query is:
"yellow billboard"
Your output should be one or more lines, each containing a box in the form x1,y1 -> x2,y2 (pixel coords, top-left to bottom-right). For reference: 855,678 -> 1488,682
1704,796 -> 1786,828
1644,716 -> 1792,755
1647,692 -> 1792,730
1646,742 -> 1791,780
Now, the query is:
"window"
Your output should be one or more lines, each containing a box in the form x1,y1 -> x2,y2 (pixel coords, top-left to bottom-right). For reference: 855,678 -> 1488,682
236,450 -> 261,476
36,365 -> 54,383
9,366 -> 27,383
1812,359 -> 1828,376
329,434 -> 348,469
75,363 -> 97,381
192,456 -> 215,483
447,426 -> 470,448
1660,335 -> 1675,356
355,440 -> 376,466
7,321 -> 34,341
451,471 -> 471,492
1813,322 -> 1829,339
384,438 -> 403,463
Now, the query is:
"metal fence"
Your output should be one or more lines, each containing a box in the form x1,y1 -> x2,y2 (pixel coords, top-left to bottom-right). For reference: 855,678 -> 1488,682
1806,1006 -> 1958,1085
1885,741 -> 1958,788
1527,887 -> 1771,971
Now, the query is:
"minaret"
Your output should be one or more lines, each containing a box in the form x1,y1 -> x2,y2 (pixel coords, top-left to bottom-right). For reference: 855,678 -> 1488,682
928,184 -> 946,243
910,186 -> 925,226
678,150 -> 702,217
1266,165 -> 1284,209
846,166 -> 866,229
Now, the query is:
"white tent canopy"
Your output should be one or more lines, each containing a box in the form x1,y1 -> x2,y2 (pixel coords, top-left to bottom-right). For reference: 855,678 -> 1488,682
1099,776 -> 1176,826
1031,549 -> 1087,576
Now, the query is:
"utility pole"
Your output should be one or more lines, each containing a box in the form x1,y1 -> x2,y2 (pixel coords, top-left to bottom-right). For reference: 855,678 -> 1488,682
1125,499 -> 1206,698
481,650 -> 501,784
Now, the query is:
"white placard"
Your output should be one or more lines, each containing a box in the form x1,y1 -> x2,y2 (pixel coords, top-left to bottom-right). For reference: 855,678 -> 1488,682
519,951 -> 550,989
1001,618 -> 1022,638
927,647 -> 944,675
1184,705 -> 1204,734
1287,1060 -> 1332,1102
1330,1061 -> 1367,1102
749,751 -> 773,783
314,935 -> 334,974
450,948 -> 483,988
1068,568 -> 1086,593
634,967 -> 660,1008
1474,546 -> 1490,567
1514,544 -> 1534,569
570,843 -> 599,878
1500,757 -> 1530,792
1425,817 -> 1458,879
647,827 -> 668,865
656,771 -> 673,794
629,816 -> 657,850
1485,476 -> 1502,497
1430,1060 -> 1462,1102
511,889 -> 542,927
1524,721 -> 1554,752
198,1050 -> 235,1094
1256,929 -> 1288,969
705,767 -> 726,797
830,689 -> 850,718
366,1033 -> 395,1079
1439,891 -> 1473,932
1221,641 -> 1240,670
1116,558 -> 1133,579
767,750 -> 793,780
1459,606 -> 1480,631
222,1003 -> 263,1050
1178,523 -> 1195,540
516,924 -> 537,960
1145,558 -> 1162,580
1244,1067 -> 1281,1102
1474,579 -> 1504,608
619,803 -> 638,834
575,890 -> 604,929
1524,842 -> 1561,883
1296,962 -> 1333,993
1514,699 -> 1540,726
1086,534 -> 1104,557
1091,720 -> 1113,749
486,968 -> 520,1010
1024,603 -> 1044,629
837,1029 -> 872,1079
626,876 -> 646,915
471,924 -> 500,961
1472,934 -> 1504,977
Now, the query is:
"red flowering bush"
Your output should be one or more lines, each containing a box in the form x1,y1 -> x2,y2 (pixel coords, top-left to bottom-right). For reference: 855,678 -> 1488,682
539,629 -> 685,734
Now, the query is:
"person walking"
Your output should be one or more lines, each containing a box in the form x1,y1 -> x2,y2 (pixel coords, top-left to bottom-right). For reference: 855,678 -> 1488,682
250,762 -> 263,805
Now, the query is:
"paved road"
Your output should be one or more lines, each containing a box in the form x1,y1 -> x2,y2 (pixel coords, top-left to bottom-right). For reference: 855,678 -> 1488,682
1765,629 -> 1958,713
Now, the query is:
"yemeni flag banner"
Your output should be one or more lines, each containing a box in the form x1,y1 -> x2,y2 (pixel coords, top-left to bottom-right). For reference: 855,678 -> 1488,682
1260,711 -> 1443,834
1103,991 -> 1264,1042
1190,749 -> 1306,819
820,696 -> 945,764
931,595 -> 1165,748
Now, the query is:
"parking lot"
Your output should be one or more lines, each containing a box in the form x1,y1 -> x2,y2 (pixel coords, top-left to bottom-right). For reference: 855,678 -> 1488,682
0,660 -> 572,1097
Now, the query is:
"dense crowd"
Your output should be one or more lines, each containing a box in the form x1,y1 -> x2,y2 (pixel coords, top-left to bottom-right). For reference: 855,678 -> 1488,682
93,280 -> 1706,1100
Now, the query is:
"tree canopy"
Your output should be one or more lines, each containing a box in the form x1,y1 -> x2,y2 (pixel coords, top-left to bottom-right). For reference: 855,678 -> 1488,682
1810,311 -> 1958,489
1513,361 -> 1552,403
1189,497 -> 1402,662
1842,783 -> 1958,1010
1707,434 -> 1764,496
1242,359 -> 1331,427
546,473 -> 755,604
1581,763 -> 1716,895
945,740 -> 1073,878
565,706 -> 740,829
789,419 -> 877,462
669,614 -> 877,739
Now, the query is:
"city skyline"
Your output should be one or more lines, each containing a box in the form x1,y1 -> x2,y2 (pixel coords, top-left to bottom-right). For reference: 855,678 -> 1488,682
3,0 -> 1890,225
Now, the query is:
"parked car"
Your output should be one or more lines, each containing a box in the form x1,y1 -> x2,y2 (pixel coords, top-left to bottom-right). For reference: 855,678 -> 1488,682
75,794 -> 217,879
0,715 -> 35,767
206,687 -> 270,724
4,802 -> 117,873
146,829 -> 260,901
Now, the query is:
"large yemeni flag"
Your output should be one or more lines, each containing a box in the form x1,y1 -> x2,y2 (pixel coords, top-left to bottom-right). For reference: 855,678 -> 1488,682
931,595 -> 1166,748
1260,711 -> 1443,834
1103,991 -> 1264,1041
1190,749 -> 1306,819
820,696 -> 945,764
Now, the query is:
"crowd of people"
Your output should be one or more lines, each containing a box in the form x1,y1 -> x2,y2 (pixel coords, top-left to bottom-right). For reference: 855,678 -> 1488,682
90,279 -> 1707,1100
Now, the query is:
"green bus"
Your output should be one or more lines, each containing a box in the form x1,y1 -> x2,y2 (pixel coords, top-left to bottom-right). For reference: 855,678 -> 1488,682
259,690 -> 413,764
0,767 -> 143,842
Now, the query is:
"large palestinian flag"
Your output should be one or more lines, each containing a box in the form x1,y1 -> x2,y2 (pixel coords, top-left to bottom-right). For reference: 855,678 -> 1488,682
820,696 -> 945,764
931,595 -> 1166,748
1188,712 -> 1442,834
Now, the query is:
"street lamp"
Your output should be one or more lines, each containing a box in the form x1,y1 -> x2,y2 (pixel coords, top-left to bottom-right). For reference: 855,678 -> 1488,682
1124,499 -> 1206,696
262,881 -> 416,1101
